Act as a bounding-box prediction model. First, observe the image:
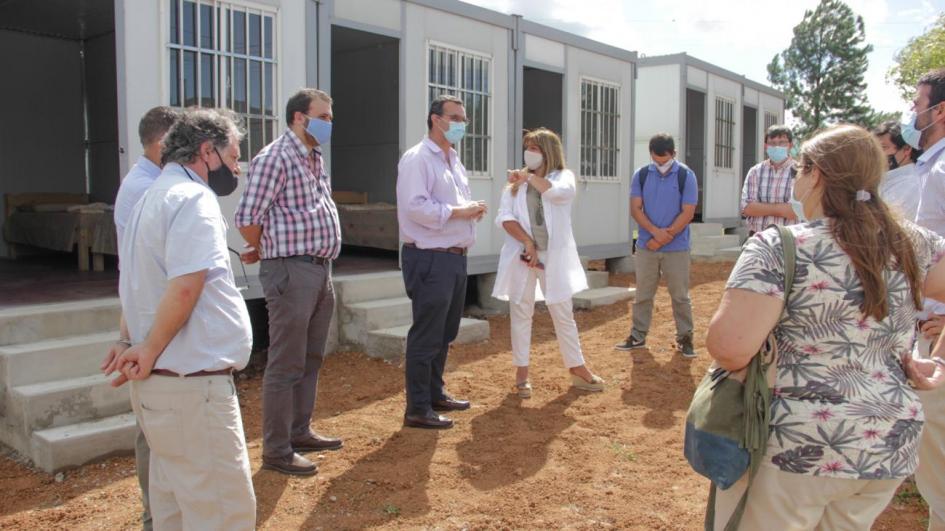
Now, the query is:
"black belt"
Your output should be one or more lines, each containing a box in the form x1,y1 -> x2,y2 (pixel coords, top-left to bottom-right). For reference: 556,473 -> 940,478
403,242 -> 467,256
282,255 -> 331,265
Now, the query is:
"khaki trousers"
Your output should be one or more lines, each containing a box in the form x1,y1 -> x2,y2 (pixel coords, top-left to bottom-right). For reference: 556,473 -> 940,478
713,465 -> 901,530
130,375 -> 255,531
916,334 -> 945,530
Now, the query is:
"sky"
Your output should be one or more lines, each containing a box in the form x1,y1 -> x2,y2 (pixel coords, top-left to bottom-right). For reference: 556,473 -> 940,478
465,0 -> 944,115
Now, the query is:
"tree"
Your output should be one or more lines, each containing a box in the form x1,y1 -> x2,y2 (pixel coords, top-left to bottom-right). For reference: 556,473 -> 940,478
767,0 -> 873,139
888,14 -> 945,102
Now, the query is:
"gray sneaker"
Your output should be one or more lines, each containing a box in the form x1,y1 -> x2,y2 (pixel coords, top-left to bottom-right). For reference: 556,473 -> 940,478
614,334 -> 646,351
676,336 -> 696,358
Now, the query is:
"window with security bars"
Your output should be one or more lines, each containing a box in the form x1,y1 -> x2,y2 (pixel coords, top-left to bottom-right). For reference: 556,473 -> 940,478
427,44 -> 491,174
580,79 -> 620,180
764,111 -> 779,131
714,98 -> 735,169
168,0 -> 278,161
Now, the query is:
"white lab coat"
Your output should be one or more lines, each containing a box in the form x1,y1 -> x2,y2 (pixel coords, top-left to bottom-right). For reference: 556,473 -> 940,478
491,169 -> 588,305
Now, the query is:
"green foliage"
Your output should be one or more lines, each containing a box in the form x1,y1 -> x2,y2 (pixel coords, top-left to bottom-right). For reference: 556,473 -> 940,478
888,14 -> 945,102
767,0 -> 875,137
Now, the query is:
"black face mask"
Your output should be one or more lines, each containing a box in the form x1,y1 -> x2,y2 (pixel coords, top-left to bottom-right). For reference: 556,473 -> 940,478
887,154 -> 899,171
206,148 -> 238,196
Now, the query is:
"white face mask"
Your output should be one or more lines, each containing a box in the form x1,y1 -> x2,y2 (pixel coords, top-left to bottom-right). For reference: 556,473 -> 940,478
654,159 -> 674,174
523,150 -> 543,170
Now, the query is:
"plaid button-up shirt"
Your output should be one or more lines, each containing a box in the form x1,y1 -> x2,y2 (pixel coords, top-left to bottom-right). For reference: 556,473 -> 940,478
235,129 -> 341,259
739,158 -> 796,233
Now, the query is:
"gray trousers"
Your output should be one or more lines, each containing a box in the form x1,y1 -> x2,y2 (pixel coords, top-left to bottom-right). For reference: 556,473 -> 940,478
401,245 -> 467,415
631,247 -> 693,340
259,258 -> 335,459
134,424 -> 152,531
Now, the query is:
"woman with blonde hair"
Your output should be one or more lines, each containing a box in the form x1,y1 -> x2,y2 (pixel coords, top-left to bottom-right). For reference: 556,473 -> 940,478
706,124 -> 945,529
492,128 -> 604,397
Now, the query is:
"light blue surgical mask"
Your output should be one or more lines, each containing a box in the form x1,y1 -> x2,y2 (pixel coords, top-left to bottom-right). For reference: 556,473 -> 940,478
305,115 -> 332,145
766,145 -> 789,163
442,120 -> 466,144
789,177 -> 812,222
901,104 -> 943,150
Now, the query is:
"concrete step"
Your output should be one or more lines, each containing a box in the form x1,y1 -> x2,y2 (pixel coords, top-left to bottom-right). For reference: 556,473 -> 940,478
31,412 -> 137,472
0,332 -> 118,399
572,287 -> 636,310
693,246 -> 743,263
689,223 -> 725,238
691,234 -> 742,254
365,318 -> 490,361
333,271 -> 406,305
341,296 -> 412,347
586,270 -> 610,290
8,373 -> 131,434
0,298 -> 122,347
725,225 -> 750,245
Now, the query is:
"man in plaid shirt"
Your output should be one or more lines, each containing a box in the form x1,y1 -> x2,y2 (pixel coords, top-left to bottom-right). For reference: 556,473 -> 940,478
235,89 -> 342,476
739,125 -> 798,235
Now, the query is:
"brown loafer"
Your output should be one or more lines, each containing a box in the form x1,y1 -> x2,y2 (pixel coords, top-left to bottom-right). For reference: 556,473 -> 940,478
262,452 -> 317,476
403,411 -> 454,429
431,396 -> 471,412
292,433 -> 343,453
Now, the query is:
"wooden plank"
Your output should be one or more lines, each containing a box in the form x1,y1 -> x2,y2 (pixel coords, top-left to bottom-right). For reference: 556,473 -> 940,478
331,190 -> 368,205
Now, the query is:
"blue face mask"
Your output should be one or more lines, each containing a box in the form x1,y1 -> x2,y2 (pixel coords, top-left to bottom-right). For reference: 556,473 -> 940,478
900,107 -> 940,150
305,116 -> 332,145
766,145 -> 789,163
789,176 -> 812,222
442,120 -> 466,144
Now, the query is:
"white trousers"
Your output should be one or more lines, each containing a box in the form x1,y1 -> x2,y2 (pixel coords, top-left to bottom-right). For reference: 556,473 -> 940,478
915,335 -> 945,530
130,375 -> 256,531
510,252 -> 585,369
714,465 -> 901,531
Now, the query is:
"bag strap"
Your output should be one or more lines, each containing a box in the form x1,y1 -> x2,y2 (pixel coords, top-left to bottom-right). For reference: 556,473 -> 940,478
707,225 -> 797,531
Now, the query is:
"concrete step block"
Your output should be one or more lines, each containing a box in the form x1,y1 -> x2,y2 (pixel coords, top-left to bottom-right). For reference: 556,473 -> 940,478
333,271 -> 406,305
692,246 -> 743,263
341,296 -> 412,347
9,373 -> 132,434
31,412 -> 137,472
586,270 -> 610,289
0,332 -> 118,398
572,287 -> 636,310
0,298 -> 122,347
606,255 -> 634,274
725,225 -> 750,245
365,318 -> 490,361
689,223 -> 725,238
691,234 -> 742,254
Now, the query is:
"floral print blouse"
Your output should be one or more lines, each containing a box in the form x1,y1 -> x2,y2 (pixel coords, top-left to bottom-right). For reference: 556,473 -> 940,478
727,219 -> 945,479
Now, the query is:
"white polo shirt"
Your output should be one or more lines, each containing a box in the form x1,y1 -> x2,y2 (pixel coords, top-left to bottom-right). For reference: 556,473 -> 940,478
914,137 -> 945,318
119,162 -> 251,374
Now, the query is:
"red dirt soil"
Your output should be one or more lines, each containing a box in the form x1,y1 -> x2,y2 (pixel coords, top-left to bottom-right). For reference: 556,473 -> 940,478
0,262 -> 928,529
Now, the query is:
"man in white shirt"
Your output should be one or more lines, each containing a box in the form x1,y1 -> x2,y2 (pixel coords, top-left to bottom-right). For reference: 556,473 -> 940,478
874,120 -> 922,220
907,68 -> 945,531
104,108 -> 255,530
105,105 -> 179,531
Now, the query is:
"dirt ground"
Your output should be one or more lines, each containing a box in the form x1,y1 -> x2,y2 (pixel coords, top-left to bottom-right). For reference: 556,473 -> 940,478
0,262 -> 930,530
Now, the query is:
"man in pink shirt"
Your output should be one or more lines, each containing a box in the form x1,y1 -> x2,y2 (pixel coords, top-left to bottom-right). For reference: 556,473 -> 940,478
395,95 -> 487,429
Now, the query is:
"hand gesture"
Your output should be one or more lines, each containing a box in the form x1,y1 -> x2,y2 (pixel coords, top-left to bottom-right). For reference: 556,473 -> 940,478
240,244 -> 260,264
646,239 -> 663,251
903,352 -> 945,390
108,344 -> 158,387
921,314 -> 945,341
523,240 -> 540,268
651,228 -> 673,245
101,341 -> 130,377
506,169 -> 529,185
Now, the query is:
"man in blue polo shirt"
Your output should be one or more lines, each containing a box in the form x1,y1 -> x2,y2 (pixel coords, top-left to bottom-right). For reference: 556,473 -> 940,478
615,133 -> 698,357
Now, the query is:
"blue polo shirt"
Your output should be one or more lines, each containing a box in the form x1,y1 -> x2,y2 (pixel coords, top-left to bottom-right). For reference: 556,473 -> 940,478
630,161 -> 699,252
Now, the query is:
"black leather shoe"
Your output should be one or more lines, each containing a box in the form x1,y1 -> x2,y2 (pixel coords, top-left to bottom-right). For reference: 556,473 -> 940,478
403,411 -> 454,429
261,452 -> 317,476
292,433 -> 343,453
432,396 -> 471,412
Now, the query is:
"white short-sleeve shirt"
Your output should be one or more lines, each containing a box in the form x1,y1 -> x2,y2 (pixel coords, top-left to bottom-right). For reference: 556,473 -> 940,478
114,156 -> 162,246
119,163 -> 251,374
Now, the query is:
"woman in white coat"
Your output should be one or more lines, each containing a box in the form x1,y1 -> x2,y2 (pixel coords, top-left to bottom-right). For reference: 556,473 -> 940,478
492,128 -> 604,398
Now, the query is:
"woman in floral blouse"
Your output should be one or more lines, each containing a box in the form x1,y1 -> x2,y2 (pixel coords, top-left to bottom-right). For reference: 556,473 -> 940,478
706,124 -> 945,530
